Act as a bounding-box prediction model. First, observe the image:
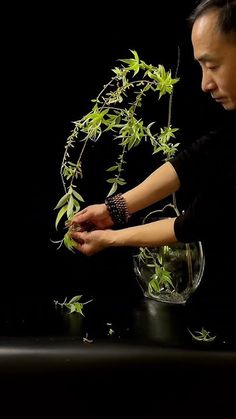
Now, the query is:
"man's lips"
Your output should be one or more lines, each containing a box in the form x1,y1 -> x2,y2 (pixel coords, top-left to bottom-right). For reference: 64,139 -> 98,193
212,96 -> 225,102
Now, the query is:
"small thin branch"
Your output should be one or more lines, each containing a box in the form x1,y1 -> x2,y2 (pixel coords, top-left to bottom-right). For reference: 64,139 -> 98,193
167,46 -> 180,127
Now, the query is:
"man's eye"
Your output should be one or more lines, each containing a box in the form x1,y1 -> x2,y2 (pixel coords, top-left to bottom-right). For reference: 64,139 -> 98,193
207,66 -> 218,70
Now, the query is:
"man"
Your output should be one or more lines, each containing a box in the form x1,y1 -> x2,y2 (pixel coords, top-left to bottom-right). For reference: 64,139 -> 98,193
69,0 -> 236,263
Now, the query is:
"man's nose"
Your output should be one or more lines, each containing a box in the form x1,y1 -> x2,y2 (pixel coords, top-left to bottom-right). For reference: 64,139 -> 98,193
201,71 -> 217,92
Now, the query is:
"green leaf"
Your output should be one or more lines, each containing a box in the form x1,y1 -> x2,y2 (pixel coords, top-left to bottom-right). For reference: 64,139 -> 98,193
65,303 -> 76,313
107,182 -> 118,197
107,178 -> 119,183
68,295 -> 82,304
54,192 -> 69,209
106,165 -> 118,172
67,194 -> 74,218
73,303 -> 85,316
72,189 -> 85,202
116,178 -> 126,185
55,205 -> 67,230
63,232 -> 77,252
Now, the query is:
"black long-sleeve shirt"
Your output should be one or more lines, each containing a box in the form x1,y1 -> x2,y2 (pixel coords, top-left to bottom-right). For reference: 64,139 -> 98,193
170,112 -> 236,303
171,113 -> 236,244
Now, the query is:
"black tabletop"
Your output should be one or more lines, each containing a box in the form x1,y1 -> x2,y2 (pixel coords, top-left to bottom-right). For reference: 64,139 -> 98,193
4,227 -> 233,409
0,291 -> 235,417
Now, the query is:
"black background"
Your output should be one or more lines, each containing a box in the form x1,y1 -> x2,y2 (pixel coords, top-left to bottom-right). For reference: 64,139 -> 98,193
5,2 -> 225,297
2,6 -> 235,414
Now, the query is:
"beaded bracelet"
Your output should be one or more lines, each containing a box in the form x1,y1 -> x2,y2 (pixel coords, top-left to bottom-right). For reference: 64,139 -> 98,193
104,193 -> 130,225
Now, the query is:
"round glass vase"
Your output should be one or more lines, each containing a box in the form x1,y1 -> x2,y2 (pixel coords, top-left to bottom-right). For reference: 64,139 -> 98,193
133,202 -> 205,304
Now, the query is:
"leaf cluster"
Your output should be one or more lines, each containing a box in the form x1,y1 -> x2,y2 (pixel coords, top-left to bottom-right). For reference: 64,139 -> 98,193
188,327 -> 216,342
53,49 -> 180,250
136,246 -> 174,293
54,295 -> 93,316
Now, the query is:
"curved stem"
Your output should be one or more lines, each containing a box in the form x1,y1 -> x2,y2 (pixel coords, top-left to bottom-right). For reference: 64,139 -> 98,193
167,46 -> 180,128
185,243 -> 194,288
171,192 -> 193,289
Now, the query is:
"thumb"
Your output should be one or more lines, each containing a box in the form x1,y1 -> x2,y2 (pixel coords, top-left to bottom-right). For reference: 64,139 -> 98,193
72,209 -> 90,225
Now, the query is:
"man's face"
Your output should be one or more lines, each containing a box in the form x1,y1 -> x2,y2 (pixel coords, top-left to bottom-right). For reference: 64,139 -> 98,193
191,9 -> 236,110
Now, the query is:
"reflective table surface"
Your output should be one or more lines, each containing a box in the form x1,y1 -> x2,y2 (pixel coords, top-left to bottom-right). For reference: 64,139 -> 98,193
0,290 -> 235,418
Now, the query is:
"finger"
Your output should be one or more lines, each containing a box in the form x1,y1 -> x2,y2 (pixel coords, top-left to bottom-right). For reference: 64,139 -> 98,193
74,242 -> 83,252
69,231 -> 84,243
71,219 -> 95,233
72,209 -> 88,223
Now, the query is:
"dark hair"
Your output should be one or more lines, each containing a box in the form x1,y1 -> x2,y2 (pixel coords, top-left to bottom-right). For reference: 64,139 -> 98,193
189,0 -> 236,33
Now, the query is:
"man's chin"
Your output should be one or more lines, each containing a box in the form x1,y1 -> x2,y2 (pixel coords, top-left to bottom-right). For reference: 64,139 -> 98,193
221,100 -> 236,111
222,104 -> 231,110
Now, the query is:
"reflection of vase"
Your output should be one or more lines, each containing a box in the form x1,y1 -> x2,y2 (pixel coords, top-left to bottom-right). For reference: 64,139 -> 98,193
133,198 -> 205,304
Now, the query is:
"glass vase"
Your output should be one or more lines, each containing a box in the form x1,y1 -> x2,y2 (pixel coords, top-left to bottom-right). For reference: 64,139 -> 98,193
133,200 -> 205,304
